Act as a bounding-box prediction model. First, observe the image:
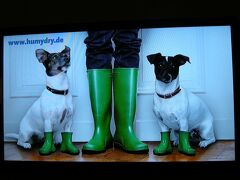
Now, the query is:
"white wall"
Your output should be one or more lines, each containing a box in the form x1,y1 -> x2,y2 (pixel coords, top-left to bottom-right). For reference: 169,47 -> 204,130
4,26 -> 234,142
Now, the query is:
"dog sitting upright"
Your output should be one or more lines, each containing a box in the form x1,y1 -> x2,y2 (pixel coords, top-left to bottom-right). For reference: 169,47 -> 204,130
147,53 -> 215,156
5,46 -> 79,155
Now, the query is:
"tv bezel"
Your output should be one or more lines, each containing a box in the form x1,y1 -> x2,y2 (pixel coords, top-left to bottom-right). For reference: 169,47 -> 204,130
1,17 -> 239,176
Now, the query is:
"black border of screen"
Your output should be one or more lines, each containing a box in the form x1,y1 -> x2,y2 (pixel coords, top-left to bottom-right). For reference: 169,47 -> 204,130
1,17 -> 240,177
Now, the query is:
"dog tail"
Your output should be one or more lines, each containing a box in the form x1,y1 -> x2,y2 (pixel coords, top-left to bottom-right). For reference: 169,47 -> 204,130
4,133 -> 19,140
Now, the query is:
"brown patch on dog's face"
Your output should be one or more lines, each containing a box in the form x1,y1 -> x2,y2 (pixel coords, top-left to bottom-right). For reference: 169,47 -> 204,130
35,46 -> 70,76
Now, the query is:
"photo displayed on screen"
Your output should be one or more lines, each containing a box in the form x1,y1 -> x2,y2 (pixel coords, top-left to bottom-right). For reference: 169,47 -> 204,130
3,26 -> 235,161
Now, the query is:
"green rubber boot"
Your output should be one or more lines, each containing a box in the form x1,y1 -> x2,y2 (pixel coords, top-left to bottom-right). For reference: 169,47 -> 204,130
178,131 -> 196,156
153,132 -> 173,155
39,132 -> 56,155
60,132 -> 79,155
82,69 -> 113,154
113,68 -> 149,153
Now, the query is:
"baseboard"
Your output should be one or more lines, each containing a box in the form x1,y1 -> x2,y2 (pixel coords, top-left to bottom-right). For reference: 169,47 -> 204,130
4,118 -> 234,142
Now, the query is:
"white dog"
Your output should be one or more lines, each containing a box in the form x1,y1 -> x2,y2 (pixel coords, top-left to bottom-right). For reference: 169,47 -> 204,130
147,53 -> 215,155
5,46 -> 79,155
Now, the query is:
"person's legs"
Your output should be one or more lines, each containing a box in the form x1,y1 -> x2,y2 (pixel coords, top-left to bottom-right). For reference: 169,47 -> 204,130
82,31 -> 114,153
85,30 -> 114,69
113,29 -> 141,68
112,29 -> 149,153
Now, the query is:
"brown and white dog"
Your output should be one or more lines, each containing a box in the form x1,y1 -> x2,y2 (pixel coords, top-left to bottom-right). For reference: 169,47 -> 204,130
5,46 -> 75,149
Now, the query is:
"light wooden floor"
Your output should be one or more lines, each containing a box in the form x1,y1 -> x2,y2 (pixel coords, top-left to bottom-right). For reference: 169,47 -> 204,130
4,141 -> 235,162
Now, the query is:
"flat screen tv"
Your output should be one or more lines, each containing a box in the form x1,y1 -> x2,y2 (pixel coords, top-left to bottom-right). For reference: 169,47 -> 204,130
1,18 -> 239,176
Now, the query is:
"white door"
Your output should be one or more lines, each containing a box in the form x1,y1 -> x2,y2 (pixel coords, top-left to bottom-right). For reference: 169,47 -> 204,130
136,26 -> 234,140
4,26 -> 234,142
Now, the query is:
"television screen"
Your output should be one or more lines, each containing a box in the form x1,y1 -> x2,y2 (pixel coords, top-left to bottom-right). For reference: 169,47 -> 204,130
2,25 -> 236,163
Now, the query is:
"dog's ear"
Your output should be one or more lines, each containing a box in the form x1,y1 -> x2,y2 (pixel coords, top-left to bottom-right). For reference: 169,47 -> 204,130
173,54 -> 190,66
147,53 -> 162,64
35,49 -> 49,63
61,45 -> 70,59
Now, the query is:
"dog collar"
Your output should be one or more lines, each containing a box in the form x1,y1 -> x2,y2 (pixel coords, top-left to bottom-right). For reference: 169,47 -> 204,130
46,86 -> 69,95
157,86 -> 181,99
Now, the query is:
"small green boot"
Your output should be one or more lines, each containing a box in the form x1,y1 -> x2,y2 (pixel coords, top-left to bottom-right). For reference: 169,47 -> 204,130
60,132 -> 79,155
113,68 -> 149,153
39,132 -> 56,155
178,131 -> 196,156
82,69 -> 113,154
153,132 -> 173,155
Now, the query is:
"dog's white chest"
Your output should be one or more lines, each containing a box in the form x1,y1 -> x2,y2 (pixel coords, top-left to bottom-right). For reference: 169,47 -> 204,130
154,92 -> 188,130
41,91 -> 72,119
37,73 -> 74,132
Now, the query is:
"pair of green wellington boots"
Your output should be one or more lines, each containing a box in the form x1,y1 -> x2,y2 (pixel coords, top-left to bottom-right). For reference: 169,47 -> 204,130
153,131 -> 196,156
39,132 -> 79,155
82,68 -> 149,154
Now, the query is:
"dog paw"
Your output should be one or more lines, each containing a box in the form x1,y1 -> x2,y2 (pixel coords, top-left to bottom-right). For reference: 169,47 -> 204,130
199,141 -> 209,148
18,142 -> 31,149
